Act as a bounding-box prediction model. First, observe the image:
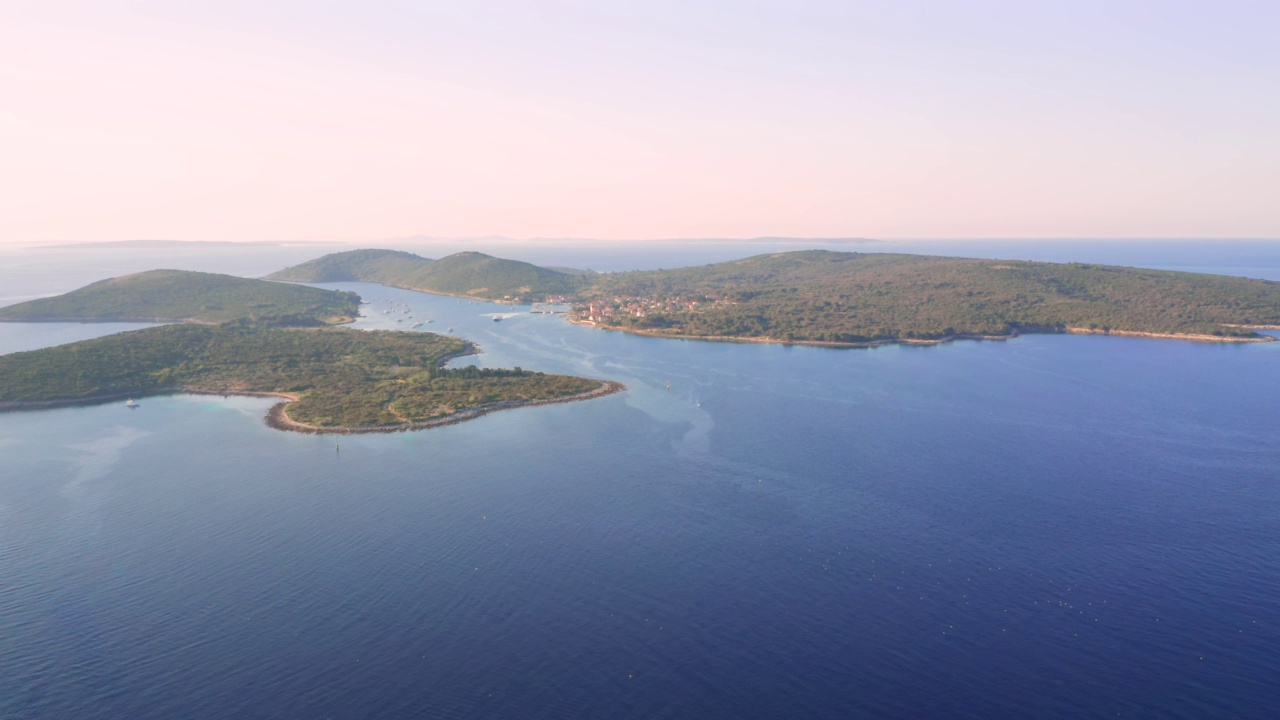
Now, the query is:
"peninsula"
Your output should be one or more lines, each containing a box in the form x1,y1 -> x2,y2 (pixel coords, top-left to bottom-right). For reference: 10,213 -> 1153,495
0,269 -> 622,431
0,324 -> 621,432
269,248 -> 1280,344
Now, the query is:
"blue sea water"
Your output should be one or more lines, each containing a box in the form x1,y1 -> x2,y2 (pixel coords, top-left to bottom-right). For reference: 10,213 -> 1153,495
1,242 -> 1279,719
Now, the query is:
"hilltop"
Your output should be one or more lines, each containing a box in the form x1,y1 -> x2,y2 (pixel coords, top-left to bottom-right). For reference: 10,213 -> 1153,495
0,325 -> 620,432
0,270 -> 361,325
264,248 -> 433,284
269,250 -> 582,301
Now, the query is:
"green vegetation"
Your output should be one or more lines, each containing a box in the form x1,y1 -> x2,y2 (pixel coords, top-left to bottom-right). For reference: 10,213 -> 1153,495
264,248 -> 433,284
269,248 -> 1280,342
0,270 -> 361,325
269,250 -> 583,302
0,324 -> 606,428
575,251 -> 1280,343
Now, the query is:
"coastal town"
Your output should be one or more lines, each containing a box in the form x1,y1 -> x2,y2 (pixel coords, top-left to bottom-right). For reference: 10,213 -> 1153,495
570,292 -> 735,324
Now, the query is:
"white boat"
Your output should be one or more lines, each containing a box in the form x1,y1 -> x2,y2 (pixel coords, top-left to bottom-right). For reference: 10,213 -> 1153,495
125,399 -> 139,408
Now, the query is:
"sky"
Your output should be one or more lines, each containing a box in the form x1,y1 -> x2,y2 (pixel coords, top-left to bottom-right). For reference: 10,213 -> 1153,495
1,0 -> 1278,245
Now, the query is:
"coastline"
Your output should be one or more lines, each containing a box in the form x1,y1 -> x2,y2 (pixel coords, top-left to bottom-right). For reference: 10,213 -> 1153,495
1062,327 -> 1275,343
0,380 -> 626,434
566,316 -> 1276,347
264,379 -> 625,435
0,337 -> 628,434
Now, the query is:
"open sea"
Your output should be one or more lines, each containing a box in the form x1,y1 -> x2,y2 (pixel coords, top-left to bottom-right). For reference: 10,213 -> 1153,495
1,240 -> 1278,719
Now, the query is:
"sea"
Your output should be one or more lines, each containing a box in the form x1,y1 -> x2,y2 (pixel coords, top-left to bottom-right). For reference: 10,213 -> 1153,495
1,240 -> 1278,719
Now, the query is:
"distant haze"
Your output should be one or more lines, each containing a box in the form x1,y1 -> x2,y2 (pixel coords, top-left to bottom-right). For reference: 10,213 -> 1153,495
2,1 -> 1278,245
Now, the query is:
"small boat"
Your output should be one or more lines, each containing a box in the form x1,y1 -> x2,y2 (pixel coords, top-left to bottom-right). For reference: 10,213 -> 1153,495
412,322 -> 423,328
492,316 -> 502,322
125,399 -> 139,408
447,327 -> 454,332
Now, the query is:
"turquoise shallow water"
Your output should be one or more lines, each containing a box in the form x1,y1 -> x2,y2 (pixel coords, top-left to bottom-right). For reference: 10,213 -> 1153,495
1,244 -> 1279,719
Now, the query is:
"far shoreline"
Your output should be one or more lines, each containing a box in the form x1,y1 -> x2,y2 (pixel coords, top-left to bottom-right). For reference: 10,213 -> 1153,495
565,316 -> 1277,347
279,278 -> 1280,346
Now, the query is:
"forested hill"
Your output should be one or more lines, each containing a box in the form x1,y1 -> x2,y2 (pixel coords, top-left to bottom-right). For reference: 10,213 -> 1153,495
269,250 -> 583,301
574,250 -> 1280,343
264,248 -> 433,283
0,270 -> 361,325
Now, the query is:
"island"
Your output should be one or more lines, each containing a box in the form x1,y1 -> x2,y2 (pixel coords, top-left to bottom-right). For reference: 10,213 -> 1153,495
266,249 -> 579,302
269,248 -> 1280,344
0,270 -> 622,432
0,269 -> 361,325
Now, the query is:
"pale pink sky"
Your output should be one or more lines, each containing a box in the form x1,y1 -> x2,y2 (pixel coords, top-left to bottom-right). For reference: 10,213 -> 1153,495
2,1 -> 1277,245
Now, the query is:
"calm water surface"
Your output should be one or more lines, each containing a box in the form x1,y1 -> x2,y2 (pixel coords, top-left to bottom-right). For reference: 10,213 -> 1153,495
1,243 -> 1278,719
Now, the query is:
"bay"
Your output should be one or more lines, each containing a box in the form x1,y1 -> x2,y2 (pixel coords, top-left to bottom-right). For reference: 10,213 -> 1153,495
1,243 -> 1278,719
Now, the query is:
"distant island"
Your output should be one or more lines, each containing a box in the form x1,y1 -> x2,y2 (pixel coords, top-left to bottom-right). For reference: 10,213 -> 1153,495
0,269 -> 361,325
0,270 -> 621,432
266,249 -> 580,302
270,248 -> 1280,344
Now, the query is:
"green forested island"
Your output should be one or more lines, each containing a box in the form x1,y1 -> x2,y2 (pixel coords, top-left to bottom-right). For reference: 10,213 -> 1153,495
0,324 -> 616,431
0,270 -> 361,325
267,249 -> 579,301
272,248 -> 1280,344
